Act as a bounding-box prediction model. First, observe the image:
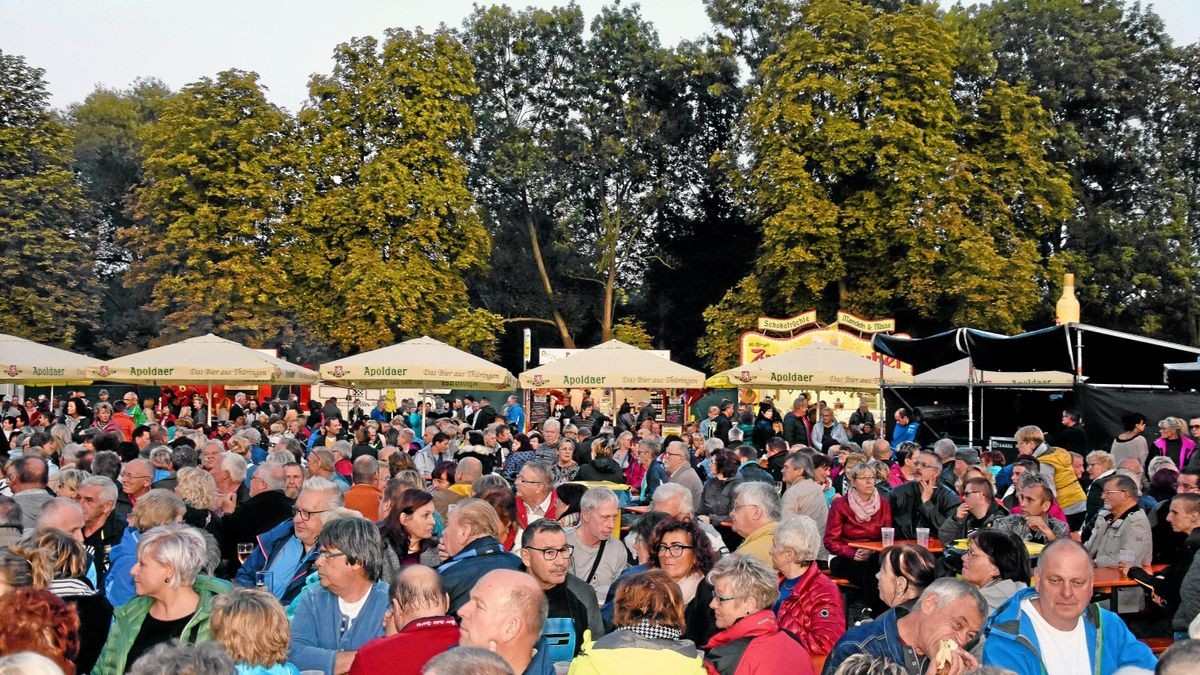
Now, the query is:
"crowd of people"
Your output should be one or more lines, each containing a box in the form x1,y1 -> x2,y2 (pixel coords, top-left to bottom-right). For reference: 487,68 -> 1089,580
0,389 -> 1199,674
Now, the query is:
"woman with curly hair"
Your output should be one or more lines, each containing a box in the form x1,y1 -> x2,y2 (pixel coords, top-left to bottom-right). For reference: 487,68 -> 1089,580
210,587 -> 300,674
646,518 -> 719,647
173,468 -> 224,546
379,488 -> 441,583
0,588 -> 80,674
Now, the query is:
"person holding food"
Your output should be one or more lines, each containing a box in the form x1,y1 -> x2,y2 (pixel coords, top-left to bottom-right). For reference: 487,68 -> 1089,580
823,577 -> 986,675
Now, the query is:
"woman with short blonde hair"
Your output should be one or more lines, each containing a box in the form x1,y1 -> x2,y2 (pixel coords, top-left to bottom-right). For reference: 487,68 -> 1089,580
175,467 -> 218,511
210,587 -> 295,673
48,468 -> 89,501
105,489 -> 186,606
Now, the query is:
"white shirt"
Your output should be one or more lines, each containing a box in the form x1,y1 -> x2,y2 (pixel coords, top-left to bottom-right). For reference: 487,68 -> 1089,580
1022,598 -> 1089,675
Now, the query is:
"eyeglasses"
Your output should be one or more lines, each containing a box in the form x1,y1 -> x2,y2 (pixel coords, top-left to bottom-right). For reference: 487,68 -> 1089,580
293,506 -> 331,521
1190,425 -> 1200,430
914,461 -> 938,470
656,543 -> 695,557
1178,483 -> 1200,493
1102,490 -> 1129,496
730,502 -> 755,512
119,473 -> 150,481
315,550 -> 346,561
963,490 -> 983,498
714,594 -> 745,603
515,478 -> 544,485
525,545 -> 574,561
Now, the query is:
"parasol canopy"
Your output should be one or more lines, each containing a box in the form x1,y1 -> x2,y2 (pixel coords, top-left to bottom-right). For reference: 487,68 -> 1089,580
706,342 -> 910,390
321,336 -> 518,391
0,333 -> 102,385
87,333 -> 318,385
520,339 -> 706,390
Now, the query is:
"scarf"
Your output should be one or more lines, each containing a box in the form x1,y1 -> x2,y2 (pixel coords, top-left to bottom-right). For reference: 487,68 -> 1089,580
677,571 -> 702,605
622,619 -> 682,641
847,488 -> 881,522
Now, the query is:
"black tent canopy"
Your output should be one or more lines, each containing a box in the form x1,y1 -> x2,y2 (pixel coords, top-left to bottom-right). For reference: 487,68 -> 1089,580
874,324 -> 1200,386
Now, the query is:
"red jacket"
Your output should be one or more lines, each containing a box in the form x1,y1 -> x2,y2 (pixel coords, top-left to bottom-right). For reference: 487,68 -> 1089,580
823,494 -> 892,559
775,564 -> 845,655
349,615 -> 460,675
704,610 -> 814,675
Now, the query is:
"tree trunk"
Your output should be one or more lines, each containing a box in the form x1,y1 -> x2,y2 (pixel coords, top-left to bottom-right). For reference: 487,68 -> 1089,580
523,199 -> 575,348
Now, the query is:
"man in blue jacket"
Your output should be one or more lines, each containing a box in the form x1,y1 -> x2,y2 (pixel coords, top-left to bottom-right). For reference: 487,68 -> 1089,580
981,539 -> 1157,674
437,498 -> 523,614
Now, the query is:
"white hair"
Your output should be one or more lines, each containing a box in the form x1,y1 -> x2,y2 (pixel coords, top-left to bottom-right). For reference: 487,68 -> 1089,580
774,515 -> 820,562
218,452 -> 247,483
734,481 -> 781,521
581,486 -> 619,512
651,483 -> 693,516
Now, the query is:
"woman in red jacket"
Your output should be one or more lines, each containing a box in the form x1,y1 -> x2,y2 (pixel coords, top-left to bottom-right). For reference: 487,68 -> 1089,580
823,462 -> 892,617
770,515 -> 845,656
704,554 -> 814,675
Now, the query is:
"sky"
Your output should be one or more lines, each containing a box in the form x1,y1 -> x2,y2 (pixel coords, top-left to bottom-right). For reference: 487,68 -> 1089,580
2,0 -> 1199,112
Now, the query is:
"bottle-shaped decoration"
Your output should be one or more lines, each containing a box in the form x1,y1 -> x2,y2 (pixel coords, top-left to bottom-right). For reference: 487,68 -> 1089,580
1055,273 -> 1080,325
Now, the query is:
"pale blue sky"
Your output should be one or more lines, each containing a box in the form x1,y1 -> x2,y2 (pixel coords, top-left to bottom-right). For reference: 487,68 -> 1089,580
2,0 -> 1198,112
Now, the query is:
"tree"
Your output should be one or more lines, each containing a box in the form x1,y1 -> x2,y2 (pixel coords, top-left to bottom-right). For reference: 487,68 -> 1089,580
0,50 -> 98,347
978,0 -> 1182,338
68,79 -> 172,356
124,70 -> 298,348
289,28 -> 491,354
699,0 -> 1073,370
461,3 -> 591,348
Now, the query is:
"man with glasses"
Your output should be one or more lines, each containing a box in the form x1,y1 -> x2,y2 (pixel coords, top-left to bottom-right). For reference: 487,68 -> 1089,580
514,462 -> 561,532
888,450 -> 959,539
566,487 -> 628,603
1084,474 -> 1152,612
939,477 -> 1008,572
116,457 -> 154,516
520,519 -> 604,663
290,517 -> 390,674
664,439 -> 703,507
236,476 -> 347,602
731,481 -> 782,569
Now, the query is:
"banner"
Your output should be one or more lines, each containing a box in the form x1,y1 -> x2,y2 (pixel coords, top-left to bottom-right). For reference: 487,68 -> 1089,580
835,310 -> 895,334
739,327 -> 912,373
756,311 -> 818,333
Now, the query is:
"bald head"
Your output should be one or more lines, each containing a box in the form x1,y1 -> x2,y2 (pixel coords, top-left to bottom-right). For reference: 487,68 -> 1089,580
1039,539 -> 1093,577
390,564 -> 448,616
456,457 -> 483,484
37,497 -> 85,542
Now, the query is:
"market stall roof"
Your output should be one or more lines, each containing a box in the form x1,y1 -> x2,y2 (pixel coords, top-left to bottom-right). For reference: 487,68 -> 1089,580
1164,361 -> 1200,390
0,333 -> 102,385
321,336 -> 517,390
875,324 -> 1200,386
707,342 -> 910,390
519,339 -> 706,389
87,333 -> 318,385
902,358 -> 1074,387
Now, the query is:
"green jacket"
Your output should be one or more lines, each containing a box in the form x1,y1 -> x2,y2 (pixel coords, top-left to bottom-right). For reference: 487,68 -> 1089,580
92,575 -> 230,675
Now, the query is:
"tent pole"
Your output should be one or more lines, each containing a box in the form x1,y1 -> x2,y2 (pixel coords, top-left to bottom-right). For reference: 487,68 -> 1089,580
967,358 -> 975,448
206,381 -> 212,429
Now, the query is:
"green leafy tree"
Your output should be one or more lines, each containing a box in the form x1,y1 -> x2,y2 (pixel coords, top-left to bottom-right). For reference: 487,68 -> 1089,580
124,70 -> 298,348
978,0 -> 1182,337
68,79 -> 172,356
0,50 -> 98,347
289,28 -> 490,354
700,0 -> 1073,370
461,3 -> 593,348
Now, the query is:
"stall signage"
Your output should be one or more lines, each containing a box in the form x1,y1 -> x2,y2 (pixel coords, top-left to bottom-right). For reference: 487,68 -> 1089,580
757,311 -> 818,333
364,367 -> 408,377
835,311 -> 895,334
564,375 -> 606,386
739,327 -> 912,374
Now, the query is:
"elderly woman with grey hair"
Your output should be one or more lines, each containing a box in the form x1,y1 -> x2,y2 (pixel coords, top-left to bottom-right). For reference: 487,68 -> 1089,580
703,553 -> 814,673
771,515 -> 845,656
94,524 -> 231,674
289,516 -> 389,674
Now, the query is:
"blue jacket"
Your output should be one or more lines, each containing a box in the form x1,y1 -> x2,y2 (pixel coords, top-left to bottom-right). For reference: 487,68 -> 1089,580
437,535 -> 522,614
980,586 -> 1157,675
891,421 -> 919,445
506,404 -> 526,432
639,462 -> 668,505
104,525 -> 141,607
288,581 -> 389,674
237,663 -> 300,675
822,608 -> 904,675
234,519 -> 317,604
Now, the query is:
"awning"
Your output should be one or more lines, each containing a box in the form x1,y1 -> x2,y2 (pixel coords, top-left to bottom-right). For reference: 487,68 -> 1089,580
906,358 -> 1074,387
707,342 -> 910,390
519,340 -> 706,389
88,334 -> 318,385
0,333 -> 102,385
321,336 -> 517,391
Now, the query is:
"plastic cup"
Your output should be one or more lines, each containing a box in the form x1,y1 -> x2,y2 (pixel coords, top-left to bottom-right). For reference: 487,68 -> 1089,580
881,527 -> 895,547
553,661 -> 572,675
256,571 -> 271,588
915,527 -> 930,548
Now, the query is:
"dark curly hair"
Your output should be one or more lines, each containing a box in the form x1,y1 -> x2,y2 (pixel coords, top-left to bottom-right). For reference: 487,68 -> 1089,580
647,517 -> 717,576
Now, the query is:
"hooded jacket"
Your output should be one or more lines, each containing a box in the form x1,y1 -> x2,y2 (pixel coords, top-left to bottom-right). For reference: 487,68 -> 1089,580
569,628 -> 706,674
979,586 -> 1156,675
704,610 -> 815,675
576,456 -> 625,484
93,574 -> 231,675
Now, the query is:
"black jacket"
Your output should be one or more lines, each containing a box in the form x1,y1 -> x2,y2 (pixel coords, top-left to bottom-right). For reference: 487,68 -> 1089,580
888,480 -> 959,540
218,489 -> 294,577
576,456 -> 625,484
